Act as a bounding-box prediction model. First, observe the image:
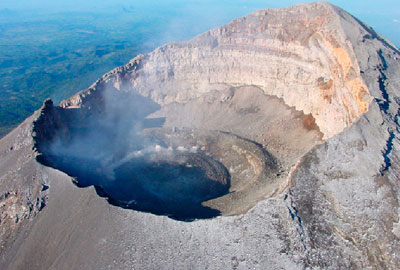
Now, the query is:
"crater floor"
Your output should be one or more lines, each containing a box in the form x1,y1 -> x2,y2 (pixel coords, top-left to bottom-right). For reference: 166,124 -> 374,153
35,85 -> 320,219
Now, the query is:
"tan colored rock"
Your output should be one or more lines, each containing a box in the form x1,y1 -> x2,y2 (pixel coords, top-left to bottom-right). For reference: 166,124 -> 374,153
95,2 -> 369,139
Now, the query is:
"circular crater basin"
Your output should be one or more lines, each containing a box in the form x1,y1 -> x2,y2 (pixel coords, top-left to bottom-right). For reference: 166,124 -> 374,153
34,86 -> 319,220
37,123 -> 278,220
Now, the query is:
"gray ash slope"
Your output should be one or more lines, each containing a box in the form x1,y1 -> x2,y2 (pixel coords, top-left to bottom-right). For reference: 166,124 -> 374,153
0,2 -> 400,269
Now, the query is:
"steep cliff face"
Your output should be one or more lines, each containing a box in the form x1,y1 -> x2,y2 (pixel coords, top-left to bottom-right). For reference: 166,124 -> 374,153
63,2 -> 370,140
287,5 -> 400,268
0,2 -> 400,269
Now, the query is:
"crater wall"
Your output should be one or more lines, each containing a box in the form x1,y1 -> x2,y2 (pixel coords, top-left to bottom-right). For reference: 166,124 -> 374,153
92,2 -> 372,139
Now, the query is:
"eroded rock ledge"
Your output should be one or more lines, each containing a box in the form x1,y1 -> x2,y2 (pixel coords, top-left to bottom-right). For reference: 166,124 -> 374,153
62,1 -> 371,139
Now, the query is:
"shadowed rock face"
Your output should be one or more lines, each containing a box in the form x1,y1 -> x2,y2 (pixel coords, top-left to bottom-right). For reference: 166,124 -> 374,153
1,2 -> 400,269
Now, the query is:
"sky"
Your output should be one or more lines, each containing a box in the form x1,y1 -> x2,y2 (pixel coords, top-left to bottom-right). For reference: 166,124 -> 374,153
0,0 -> 399,46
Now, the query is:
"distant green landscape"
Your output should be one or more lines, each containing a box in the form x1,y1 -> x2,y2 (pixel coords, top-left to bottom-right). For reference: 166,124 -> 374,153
0,10 -> 166,137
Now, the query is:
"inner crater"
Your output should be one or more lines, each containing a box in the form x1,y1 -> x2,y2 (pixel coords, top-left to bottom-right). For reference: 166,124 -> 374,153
40,127 -> 236,220
33,85 -> 320,221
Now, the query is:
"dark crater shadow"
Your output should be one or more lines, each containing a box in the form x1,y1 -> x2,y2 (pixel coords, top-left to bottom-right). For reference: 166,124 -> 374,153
34,86 -> 230,221
42,150 -> 230,221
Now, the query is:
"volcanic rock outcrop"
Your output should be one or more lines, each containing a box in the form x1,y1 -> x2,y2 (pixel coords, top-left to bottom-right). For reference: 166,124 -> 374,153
0,2 -> 400,269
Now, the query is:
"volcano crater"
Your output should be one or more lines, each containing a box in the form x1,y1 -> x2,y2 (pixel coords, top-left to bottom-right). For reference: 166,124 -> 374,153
33,82 -> 324,221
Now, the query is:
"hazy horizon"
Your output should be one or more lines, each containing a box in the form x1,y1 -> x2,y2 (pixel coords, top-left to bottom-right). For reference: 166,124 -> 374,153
0,0 -> 399,46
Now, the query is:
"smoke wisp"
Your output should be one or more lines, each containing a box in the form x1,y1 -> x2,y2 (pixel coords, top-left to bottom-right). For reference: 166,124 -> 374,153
37,85 -> 230,221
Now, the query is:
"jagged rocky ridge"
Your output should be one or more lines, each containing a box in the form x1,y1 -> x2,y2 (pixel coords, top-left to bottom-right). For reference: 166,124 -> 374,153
0,2 -> 399,269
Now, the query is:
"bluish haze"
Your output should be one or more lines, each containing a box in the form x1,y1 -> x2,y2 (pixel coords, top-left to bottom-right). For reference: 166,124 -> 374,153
0,0 -> 399,46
